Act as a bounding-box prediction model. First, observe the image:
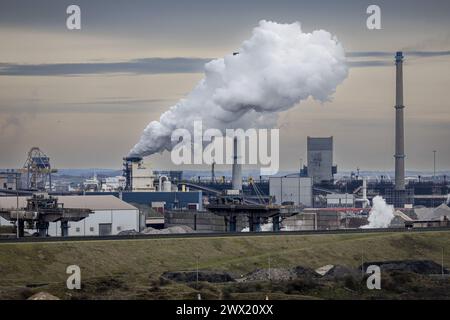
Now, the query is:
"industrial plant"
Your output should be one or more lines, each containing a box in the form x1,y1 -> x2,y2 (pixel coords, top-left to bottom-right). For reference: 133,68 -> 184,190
0,52 -> 449,239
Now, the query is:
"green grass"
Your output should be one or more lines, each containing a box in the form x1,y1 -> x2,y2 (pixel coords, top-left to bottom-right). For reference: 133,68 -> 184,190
0,231 -> 449,299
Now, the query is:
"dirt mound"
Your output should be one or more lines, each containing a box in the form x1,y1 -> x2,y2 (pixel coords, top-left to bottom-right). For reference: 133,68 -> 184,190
292,266 -> 319,278
322,265 -> 359,279
117,230 -> 141,236
161,270 -> 235,283
360,260 -> 449,275
142,225 -> 195,234
243,268 -> 298,282
242,265 -> 318,282
27,292 -> 60,300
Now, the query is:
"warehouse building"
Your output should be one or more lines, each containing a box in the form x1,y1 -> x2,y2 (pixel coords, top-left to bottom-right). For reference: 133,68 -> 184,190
0,195 -> 140,236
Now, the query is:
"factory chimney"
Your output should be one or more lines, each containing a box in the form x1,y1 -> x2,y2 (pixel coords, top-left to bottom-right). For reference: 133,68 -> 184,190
231,137 -> 242,191
394,51 -> 405,191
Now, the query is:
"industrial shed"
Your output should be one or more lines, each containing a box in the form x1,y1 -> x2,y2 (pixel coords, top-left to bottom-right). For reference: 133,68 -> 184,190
0,195 -> 140,236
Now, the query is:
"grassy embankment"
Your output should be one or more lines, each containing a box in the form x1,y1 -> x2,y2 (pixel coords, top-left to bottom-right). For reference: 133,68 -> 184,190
0,231 -> 449,299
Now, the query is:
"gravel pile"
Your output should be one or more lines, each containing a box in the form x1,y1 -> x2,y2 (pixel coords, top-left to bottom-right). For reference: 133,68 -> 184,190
27,292 -> 60,300
242,265 -> 318,282
322,265 -> 359,279
141,225 -> 195,234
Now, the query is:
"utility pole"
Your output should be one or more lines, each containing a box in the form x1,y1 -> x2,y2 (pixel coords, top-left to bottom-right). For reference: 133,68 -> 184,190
433,150 -> 437,181
361,249 -> 364,278
196,255 -> 199,288
16,173 -> 19,239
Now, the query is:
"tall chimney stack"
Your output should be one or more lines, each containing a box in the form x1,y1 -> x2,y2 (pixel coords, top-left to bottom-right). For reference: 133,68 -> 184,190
231,137 -> 242,191
394,51 -> 405,191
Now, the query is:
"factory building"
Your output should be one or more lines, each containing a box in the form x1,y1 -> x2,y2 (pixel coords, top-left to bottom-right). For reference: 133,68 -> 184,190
326,193 -> 355,207
86,191 -> 203,211
130,161 -> 156,192
154,170 -> 183,183
0,195 -> 140,236
304,137 -> 337,184
0,170 -> 21,191
269,176 -> 313,207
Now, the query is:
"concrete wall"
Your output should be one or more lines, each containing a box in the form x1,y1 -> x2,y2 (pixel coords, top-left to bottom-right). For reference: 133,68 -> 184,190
269,176 -> 313,207
281,213 -> 316,231
165,211 -> 248,232
316,210 -> 342,230
165,211 -> 317,232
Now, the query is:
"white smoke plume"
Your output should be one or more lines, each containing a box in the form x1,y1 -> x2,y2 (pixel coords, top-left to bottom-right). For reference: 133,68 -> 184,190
361,196 -> 395,229
129,20 -> 348,157
241,222 -> 274,232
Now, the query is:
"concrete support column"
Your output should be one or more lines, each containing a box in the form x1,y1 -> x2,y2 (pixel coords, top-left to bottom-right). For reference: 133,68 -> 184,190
272,216 -> 281,232
61,220 -> 69,237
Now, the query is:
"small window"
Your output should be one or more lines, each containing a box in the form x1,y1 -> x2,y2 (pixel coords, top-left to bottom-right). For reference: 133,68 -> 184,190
76,227 -> 80,232
90,227 -> 94,232
117,226 -> 121,231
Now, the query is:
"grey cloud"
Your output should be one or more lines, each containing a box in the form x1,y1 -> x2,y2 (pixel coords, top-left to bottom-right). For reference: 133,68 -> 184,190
0,57 -> 210,76
347,60 -> 392,68
0,50 -> 449,76
347,50 -> 450,58
70,98 -> 169,105
346,50 -> 450,68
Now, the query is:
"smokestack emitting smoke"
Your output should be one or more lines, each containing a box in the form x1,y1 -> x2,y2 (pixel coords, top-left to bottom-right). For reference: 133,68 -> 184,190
129,20 -> 348,157
361,196 -> 395,229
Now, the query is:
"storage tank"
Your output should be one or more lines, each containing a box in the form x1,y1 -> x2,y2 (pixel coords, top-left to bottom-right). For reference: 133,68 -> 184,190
162,180 -> 172,192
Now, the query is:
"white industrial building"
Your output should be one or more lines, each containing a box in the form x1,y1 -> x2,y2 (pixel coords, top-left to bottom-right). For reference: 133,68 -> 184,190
132,161 -> 156,192
0,195 -> 140,236
269,176 -> 313,207
326,193 -> 355,207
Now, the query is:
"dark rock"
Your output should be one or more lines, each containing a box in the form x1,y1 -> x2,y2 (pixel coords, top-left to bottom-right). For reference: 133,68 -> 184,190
360,260 -> 448,275
161,271 -> 235,283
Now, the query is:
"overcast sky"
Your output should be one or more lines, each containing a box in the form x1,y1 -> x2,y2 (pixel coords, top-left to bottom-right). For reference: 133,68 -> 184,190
1,0 -> 449,172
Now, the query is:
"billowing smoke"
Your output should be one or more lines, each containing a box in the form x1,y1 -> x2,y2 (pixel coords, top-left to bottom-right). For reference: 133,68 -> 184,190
241,222 -> 274,232
129,20 -> 348,157
361,196 -> 395,229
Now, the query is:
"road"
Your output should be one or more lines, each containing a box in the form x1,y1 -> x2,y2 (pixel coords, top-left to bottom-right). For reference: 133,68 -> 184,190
0,226 -> 449,243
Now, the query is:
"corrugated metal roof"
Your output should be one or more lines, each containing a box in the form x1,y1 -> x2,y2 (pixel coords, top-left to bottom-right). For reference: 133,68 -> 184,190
0,195 -> 137,211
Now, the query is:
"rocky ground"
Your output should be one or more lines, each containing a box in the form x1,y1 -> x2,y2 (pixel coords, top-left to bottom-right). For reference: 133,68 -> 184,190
2,260 -> 448,300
